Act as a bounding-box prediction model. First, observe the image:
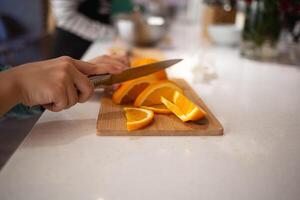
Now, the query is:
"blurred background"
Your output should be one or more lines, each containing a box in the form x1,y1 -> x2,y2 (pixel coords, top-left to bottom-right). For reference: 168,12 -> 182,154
1,0 -> 299,66
0,0 -> 300,167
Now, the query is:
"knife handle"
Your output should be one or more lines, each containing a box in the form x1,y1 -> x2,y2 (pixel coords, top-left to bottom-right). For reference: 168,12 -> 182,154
88,73 -> 111,87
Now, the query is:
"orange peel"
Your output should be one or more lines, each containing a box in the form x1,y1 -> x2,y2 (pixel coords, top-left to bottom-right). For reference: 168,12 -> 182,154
124,107 -> 154,131
112,77 -> 157,104
134,80 -> 183,107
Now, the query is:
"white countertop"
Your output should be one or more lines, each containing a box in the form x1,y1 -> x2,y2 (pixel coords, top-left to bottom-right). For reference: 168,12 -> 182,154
1,22 -> 300,200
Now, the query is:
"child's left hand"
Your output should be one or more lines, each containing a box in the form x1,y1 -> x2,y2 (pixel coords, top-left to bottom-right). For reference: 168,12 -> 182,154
88,55 -> 129,75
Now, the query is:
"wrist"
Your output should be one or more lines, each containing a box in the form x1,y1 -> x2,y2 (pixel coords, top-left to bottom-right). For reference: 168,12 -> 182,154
2,68 -> 22,104
0,68 -> 23,115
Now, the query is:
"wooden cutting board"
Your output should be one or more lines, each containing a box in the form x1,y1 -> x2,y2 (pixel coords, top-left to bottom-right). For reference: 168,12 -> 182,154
97,79 -> 223,136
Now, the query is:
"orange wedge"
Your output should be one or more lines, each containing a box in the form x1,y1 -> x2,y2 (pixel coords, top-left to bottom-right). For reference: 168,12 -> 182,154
131,57 -> 168,80
161,91 -> 206,122
140,104 -> 172,114
161,97 -> 188,121
134,80 -> 183,106
112,77 -> 157,104
124,107 -> 154,131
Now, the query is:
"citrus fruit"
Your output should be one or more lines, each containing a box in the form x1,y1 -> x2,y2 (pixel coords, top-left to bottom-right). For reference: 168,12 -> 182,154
161,97 -> 188,121
161,91 -> 206,122
112,77 -> 157,104
140,104 -> 172,114
134,80 -> 183,106
131,57 -> 168,80
124,107 -> 154,131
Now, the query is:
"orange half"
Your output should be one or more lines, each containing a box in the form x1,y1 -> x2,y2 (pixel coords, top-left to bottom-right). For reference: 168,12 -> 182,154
112,77 -> 157,104
124,107 -> 154,131
131,57 -> 168,80
161,91 -> 206,122
134,80 -> 183,107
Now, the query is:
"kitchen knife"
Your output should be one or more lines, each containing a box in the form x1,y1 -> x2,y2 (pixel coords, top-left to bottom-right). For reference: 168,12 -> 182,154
88,59 -> 182,87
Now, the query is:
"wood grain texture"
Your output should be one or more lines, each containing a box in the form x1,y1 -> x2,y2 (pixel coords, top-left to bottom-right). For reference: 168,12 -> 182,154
97,79 -> 223,136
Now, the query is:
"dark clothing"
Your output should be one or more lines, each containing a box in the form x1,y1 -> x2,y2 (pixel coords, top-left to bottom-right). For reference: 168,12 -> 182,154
53,27 -> 91,59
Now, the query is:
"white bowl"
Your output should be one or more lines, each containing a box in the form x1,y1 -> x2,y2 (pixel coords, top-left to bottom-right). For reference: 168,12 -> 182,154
208,24 -> 240,46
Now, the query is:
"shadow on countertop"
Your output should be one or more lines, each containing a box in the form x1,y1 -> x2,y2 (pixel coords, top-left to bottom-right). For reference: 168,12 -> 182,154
0,113 -> 42,170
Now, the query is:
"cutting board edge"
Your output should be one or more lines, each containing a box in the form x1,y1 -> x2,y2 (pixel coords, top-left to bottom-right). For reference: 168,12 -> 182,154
97,125 -> 224,136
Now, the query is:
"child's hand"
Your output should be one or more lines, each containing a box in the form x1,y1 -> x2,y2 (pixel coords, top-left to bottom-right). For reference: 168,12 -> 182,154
89,55 -> 130,90
1,56 -> 129,114
88,55 -> 129,74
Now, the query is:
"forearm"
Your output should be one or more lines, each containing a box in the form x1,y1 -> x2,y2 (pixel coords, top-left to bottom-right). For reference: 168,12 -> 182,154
0,69 -> 21,116
51,0 -> 113,41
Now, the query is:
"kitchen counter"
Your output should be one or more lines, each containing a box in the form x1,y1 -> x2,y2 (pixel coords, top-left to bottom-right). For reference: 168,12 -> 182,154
1,22 -> 300,200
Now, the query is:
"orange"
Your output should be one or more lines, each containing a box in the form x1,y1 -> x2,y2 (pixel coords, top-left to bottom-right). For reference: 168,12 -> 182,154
161,97 -> 187,121
131,58 -> 158,67
161,91 -> 206,122
131,57 -> 168,80
112,77 -> 157,104
124,107 -> 154,131
134,80 -> 183,106
140,104 -> 172,114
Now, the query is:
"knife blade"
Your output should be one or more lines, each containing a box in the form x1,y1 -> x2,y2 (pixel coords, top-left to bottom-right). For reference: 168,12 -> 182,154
89,59 -> 182,87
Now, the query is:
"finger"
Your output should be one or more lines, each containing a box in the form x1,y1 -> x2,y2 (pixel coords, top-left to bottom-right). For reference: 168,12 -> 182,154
98,64 -> 124,74
45,90 -> 68,112
91,55 -> 129,70
66,83 -> 78,109
72,69 -> 94,103
112,84 -> 121,90
111,55 -> 130,67
105,55 -> 129,65
71,59 -> 103,75
42,103 -> 53,111
73,59 -> 125,75
87,63 -> 124,74
97,57 -> 128,70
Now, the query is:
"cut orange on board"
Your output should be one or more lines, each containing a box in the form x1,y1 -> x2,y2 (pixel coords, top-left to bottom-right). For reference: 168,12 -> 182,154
124,107 -> 154,131
140,104 -> 172,114
161,97 -> 188,121
161,91 -> 206,122
131,57 -> 168,80
112,77 -> 157,104
134,80 -> 183,106
131,58 -> 158,67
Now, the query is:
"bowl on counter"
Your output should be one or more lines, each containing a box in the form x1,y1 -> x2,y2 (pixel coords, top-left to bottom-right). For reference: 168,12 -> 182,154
208,24 -> 240,46
114,14 -> 168,47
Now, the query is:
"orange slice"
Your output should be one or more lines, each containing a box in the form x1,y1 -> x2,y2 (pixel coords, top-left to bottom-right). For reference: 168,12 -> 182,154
161,97 -> 188,121
112,77 -> 157,104
161,91 -> 206,122
131,57 -> 168,80
140,104 -> 172,114
134,80 -> 183,107
124,107 -> 154,131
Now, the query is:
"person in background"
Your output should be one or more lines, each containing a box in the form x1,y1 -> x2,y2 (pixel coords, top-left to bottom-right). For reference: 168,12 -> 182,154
51,0 -> 114,59
0,55 -> 129,116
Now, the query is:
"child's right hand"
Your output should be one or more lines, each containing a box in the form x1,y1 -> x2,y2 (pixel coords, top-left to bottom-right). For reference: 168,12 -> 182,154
1,56 -> 128,114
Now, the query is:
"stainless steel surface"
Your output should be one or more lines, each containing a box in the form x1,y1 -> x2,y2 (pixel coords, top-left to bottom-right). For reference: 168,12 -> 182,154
89,59 -> 182,87
115,12 -> 168,46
